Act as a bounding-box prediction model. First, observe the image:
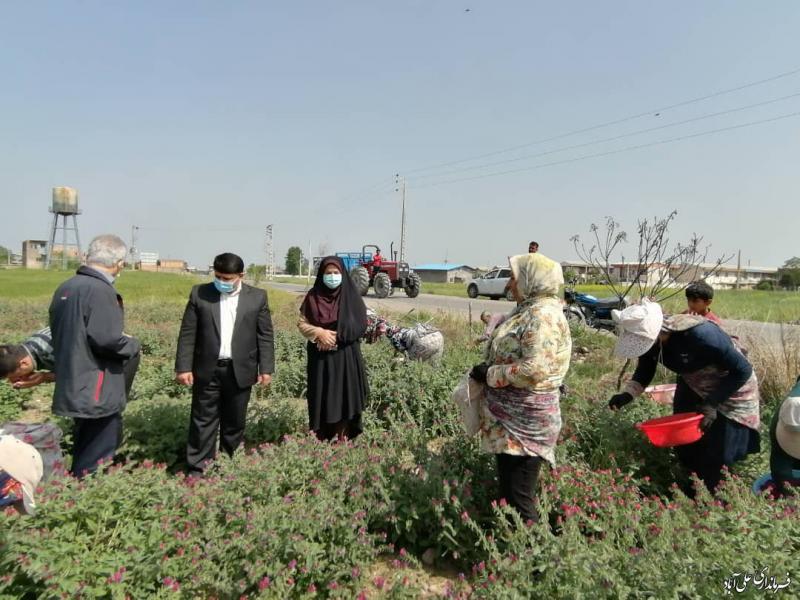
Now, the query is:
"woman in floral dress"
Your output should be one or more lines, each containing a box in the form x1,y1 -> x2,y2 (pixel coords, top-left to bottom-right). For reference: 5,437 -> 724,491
469,253 -> 572,523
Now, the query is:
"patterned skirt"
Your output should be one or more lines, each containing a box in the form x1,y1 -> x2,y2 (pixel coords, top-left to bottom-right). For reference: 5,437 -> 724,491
479,386 -> 561,466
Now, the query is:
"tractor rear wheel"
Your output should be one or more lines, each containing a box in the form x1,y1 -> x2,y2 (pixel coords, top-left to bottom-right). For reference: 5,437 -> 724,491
374,272 -> 392,298
404,272 -> 421,298
350,266 -> 369,296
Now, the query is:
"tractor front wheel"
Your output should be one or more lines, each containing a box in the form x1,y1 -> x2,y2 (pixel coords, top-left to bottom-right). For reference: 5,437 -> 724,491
404,272 -> 421,298
374,272 -> 392,298
350,266 -> 370,296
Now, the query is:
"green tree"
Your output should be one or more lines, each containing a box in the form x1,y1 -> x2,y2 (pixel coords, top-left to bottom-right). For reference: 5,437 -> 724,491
778,257 -> 800,289
0,246 -> 10,264
247,263 -> 266,284
285,246 -> 303,276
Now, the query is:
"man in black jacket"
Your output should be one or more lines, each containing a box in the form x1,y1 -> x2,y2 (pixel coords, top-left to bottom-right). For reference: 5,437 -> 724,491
175,253 -> 275,473
49,234 -> 141,477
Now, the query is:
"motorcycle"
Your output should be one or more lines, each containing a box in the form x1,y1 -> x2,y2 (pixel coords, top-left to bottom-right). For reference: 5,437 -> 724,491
563,285 -> 628,331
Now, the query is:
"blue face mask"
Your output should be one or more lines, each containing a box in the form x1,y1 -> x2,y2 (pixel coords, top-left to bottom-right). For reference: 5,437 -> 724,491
323,273 -> 342,289
214,278 -> 237,294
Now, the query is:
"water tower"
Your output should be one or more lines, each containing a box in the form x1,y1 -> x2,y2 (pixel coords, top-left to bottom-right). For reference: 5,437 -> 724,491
44,187 -> 83,269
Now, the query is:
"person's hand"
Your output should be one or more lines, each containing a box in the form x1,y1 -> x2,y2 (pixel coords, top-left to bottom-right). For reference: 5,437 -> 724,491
12,372 -> 53,389
469,363 -> 489,384
698,404 -> 717,432
176,372 -> 194,386
316,330 -> 337,347
257,374 -> 272,386
608,392 -> 633,410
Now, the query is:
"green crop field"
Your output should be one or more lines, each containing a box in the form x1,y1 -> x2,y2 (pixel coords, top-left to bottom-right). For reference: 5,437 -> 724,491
0,269 -> 798,597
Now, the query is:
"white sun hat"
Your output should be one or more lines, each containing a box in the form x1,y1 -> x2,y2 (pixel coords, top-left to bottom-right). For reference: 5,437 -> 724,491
776,391 -> 800,461
612,298 -> 664,359
0,435 -> 44,515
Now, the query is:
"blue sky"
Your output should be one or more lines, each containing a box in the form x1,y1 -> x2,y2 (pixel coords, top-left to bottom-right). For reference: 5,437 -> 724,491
2,1 -> 799,270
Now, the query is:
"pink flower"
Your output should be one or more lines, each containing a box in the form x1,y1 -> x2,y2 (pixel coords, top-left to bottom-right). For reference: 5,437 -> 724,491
258,577 -> 270,590
373,576 -> 386,589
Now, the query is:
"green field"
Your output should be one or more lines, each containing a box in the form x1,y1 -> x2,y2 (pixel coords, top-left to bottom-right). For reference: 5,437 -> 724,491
1,269 -> 798,597
420,280 -> 800,323
0,269 -> 202,303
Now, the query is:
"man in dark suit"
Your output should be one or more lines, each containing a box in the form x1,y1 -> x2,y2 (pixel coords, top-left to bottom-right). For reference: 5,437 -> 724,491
175,252 -> 275,473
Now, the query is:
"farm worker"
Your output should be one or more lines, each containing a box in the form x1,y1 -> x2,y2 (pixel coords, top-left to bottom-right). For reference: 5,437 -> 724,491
0,329 -> 56,388
608,300 -> 760,495
175,253 -> 275,475
0,436 -> 43,515
298,256 -> 369,441
769,376 -> 800,496
528,241 -> 539,253
371,248 -> 383,275
683,281 -> 722,325
475,311 -> 508,345
49,235 -> 141,478
469,253 -> 572,523
0,327 -> 139,395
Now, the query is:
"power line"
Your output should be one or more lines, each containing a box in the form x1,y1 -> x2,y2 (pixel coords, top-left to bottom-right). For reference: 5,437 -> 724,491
402,65 -> 800,175
408,91 -> 800,181
411,110 -> 800,189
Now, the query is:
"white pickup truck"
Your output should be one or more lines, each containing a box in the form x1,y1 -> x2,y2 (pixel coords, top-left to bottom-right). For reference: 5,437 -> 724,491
466,267 -> 514,300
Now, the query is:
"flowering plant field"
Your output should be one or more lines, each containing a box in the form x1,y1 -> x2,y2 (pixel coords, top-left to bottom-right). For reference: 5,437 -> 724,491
0,272 -> 798,598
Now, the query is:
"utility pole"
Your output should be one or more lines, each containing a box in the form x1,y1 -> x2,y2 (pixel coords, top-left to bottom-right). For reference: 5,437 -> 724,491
735,249 -> 741,290
395,174 -> 407,265
129,225 -> 139,269
306,239 -> 313,288
265,225 -> 275,281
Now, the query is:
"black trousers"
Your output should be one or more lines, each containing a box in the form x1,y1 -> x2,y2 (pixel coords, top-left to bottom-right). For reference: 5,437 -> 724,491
186,361 -> 251,473
69,353 -> 140,478
71,413 -> 123,477
496,453 -> 543,524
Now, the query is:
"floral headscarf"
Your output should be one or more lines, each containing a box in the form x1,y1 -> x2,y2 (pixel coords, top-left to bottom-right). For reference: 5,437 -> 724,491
509,253 -> 563,300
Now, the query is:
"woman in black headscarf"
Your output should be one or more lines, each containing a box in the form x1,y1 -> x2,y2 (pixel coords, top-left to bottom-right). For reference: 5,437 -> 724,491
297,257 -> 369,441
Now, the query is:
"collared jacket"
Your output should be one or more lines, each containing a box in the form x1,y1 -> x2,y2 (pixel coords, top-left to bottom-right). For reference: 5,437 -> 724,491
175,282 -> 275,388
49,267 -> 141,418
626,315 -> 759,430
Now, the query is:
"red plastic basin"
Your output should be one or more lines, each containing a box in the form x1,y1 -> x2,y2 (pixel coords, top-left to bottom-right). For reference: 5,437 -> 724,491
635,412 -> 704,448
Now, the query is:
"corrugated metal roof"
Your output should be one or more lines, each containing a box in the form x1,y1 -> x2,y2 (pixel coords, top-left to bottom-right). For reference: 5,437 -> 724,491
413,263 -> 474,271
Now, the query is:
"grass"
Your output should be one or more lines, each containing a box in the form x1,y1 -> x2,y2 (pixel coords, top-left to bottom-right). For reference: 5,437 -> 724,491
0,268 -> 300,333
0,269 -> 202,303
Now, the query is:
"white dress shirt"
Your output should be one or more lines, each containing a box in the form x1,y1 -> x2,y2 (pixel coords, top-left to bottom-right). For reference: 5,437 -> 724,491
218,284 -> 241,359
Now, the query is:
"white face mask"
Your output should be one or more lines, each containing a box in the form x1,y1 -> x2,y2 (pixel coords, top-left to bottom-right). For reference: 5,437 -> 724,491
323,273 -> 343,289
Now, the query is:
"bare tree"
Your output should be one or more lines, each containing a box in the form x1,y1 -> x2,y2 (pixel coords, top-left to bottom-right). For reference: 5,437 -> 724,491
572,210 -> 732,390
571,210 -> 732,303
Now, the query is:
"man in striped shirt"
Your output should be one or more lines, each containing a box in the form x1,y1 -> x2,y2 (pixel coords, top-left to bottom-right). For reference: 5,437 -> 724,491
0,326 -> 139,396
0,328 -> 56,389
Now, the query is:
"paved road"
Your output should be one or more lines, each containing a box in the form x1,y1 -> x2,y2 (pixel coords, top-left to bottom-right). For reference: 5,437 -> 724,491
267,282 -> 799,346
267,282 -> 511,322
